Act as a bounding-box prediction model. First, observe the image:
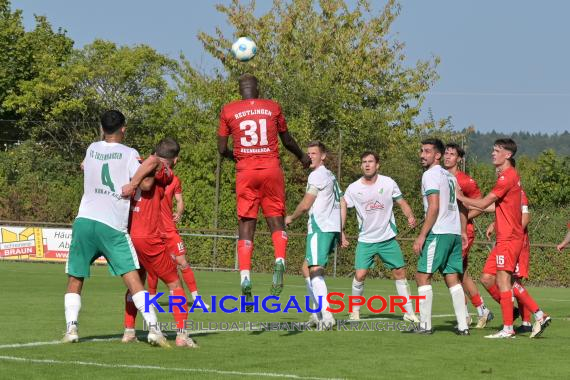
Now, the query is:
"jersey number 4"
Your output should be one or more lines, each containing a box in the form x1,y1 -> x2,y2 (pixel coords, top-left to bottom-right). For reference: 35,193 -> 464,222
240,119 -> 268,147
101,163 -> 115,192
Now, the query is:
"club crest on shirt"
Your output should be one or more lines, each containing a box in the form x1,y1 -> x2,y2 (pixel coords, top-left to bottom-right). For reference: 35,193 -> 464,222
378,188 -> 384,194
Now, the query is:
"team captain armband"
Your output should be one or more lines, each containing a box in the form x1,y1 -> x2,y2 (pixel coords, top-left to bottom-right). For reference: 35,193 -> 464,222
521,205 -> 529,214
306,184 -> 319,196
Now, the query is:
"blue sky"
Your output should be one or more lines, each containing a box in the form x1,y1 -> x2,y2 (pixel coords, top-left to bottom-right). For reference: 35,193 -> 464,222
12,0 -> 570,134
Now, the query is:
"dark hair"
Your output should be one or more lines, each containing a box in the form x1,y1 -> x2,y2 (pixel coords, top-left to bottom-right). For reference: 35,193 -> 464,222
360,151 -> 379,163
308,140 -> 327,153
239,73 -> 259,98
421,138 -> 445,156
445,143 -> 465,158
494,138 -> 517,166
100,110 -> 125,134
155,137 -> 180,159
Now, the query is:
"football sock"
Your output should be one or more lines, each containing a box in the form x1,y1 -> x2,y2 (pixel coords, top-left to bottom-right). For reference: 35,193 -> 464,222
132,290 -> 158,330
499,290 -> 514,330
64,293 -> 81,331
124,291 -> 138,329
271,230 -> 288,262
512,281 -> 539,313
170,288 -> 189,329
305,277 -> 321,319
395,279 -> 414,315
417,285 -> 433,331
311,276 -> 330,318
238,240 -> 253,284
450,284 -> 469,331
180,266 -> 198,293
351,278 -> 364,312
487,284 -> 501,303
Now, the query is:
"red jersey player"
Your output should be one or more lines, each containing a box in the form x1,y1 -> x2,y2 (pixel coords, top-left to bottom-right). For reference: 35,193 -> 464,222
458,138 -> 550,338
444,143 -> 493,328
218,74 -> 310,303
146,173 -> 208,308
124,138 -> 198,348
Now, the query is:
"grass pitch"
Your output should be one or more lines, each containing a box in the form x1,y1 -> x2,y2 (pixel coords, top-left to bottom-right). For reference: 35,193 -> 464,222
1,261 -> 569,379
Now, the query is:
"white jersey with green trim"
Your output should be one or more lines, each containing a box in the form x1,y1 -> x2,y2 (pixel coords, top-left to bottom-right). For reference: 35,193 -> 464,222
344,175 -> 403,243
421,164 -> 461,235
77,141 -> 141,232
307,165 -> 342,233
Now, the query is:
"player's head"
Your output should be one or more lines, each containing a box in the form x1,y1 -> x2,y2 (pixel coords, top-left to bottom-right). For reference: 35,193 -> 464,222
492,138 -> 517,168
307,141 -> 327,169
155,137 -> 180,167
444,143 -> 465,170
360,151 -> 379,179
239,73 -> 259,99
100,110 -> 126,137
420,138 -> 445,169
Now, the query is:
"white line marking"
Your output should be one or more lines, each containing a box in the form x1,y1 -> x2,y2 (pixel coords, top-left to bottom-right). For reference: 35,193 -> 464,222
0,355 -> 343,380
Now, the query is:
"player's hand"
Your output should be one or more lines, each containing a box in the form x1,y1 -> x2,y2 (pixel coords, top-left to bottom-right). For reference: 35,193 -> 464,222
557,243 -> 567,252
461,232 -> 469,251
341,231 -> 349,248
485,223 -> 495,240
456,187 -> 465,202
301,154 -> 311,169
121,183 -> 136,198
173,212 -> 182,223
413,235 -> 425,255
407,216 -> 417,228
285,216 -> 293,226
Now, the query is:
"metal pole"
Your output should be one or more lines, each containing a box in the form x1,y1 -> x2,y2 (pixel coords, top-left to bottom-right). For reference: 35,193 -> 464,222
213,154 -> 222,271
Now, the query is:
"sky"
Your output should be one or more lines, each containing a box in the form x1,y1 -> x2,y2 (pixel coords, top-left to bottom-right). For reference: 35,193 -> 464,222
12,0 -> 570,134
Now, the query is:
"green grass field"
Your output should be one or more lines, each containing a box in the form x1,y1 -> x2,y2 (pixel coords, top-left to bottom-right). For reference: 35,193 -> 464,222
1,261 -> 569,379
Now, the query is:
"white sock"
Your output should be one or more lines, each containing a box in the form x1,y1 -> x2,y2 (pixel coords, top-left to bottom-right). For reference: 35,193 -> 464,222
534,310 -> 544,321
476,303 -> 488,317
305,277 -> 321,319
395,279 -> 414,315
351,278 -> 364,312
240,270 -> 250,284
275,257 -> 285,265
191,291 -> 199,300
418,285 -> 433,330
449,284 -> 468,331
522,321 -> 532,326
311,276 -> 331,319
64,293 -> 81,331
131,291 -> 158,330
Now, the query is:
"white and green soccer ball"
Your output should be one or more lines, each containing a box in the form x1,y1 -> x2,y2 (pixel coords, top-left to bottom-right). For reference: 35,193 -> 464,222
231,37 -> 257,62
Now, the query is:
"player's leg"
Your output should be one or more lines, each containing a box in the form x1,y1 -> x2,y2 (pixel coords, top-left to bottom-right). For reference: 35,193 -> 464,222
514,277 -> 533,334
63,275 -> 83,343
415,233 -> 444,333
512,279 -> 551,338
123,268 -> 146,343
302,260 -> 320,325
147,269 -> 158,297
351,241 -> 376,320
262,167 -> 288,296
462,250 -> 492,327
238,218 -> 256,311
442,234 -> 469,335
378,238 -> 419,322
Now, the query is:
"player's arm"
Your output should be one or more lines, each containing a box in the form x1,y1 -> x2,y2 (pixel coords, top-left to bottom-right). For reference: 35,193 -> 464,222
279,131 -> 310,168
217,135 -> 235,161
173,192 -> 184,223
557,228 -> 570,252
458,201 -> 469,249
122,156 -> 161,197
395,198 -> 416,228
457,191 -> 498,212
340,197 -> 350,248
413,194 -> 439,255
285,188 -> 317,225
139,175 -> 155,191
486,221 -> 496,240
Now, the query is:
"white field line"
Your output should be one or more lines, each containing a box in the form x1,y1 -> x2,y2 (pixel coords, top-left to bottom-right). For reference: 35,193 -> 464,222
0,355 -> 343,380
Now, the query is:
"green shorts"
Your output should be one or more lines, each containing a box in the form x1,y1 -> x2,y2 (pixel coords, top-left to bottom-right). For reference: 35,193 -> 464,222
66,218 -> 139,277
305,231 -> 339,267
417,233 -> 463,274
355,238 -> 405,270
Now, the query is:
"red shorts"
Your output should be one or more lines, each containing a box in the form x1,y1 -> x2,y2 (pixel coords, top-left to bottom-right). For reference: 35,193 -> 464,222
163,231 -> 186,257
483,239 -> 522,275
514,233 -> 530,279
131,236 -> 178,284
236,166 -> 285,219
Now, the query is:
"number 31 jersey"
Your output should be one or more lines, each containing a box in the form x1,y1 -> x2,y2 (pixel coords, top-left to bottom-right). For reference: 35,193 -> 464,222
218,99 -> 288,170
77,141 -> 141,232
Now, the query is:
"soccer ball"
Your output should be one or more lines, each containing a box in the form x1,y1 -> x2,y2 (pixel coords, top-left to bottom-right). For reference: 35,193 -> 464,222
231,37 -> 257,62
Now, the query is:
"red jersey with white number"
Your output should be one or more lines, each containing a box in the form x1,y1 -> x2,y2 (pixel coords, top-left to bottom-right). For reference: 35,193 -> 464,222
491,167 -> 523,242
160,175 -> 182,234
455,170 -> 482,237
218,98 -> 288,170
129,165 -> 173,238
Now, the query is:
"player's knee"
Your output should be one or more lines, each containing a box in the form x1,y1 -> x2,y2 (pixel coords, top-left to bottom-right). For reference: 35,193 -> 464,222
392,267 -> 406,280
309,266 -> 325,278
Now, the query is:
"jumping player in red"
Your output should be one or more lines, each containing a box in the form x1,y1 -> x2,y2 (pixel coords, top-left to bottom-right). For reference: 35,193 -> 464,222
444,143 -> 493,328
458,138 -> 550,338
146,173 -> 208,308
218,74 -> 310,302
123,138 -> 198,348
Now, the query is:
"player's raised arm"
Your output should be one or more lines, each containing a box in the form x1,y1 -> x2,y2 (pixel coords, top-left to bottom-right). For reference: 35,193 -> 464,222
122,155 -> 161,197
279,130 -> 310,168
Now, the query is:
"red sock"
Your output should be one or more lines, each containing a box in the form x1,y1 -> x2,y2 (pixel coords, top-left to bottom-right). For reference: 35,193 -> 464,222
487,284 -> 501,303
124,291 -> 137,329
237,240 -> 253,271
513,282 -> 539,313
181,266 -> 198,293
170,287 -> 188,329
500,290 -> 514,326
520,304 -> 532,323
272,230 -> 288,261
470,293 -> 483,308
147,271 -> 158,295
